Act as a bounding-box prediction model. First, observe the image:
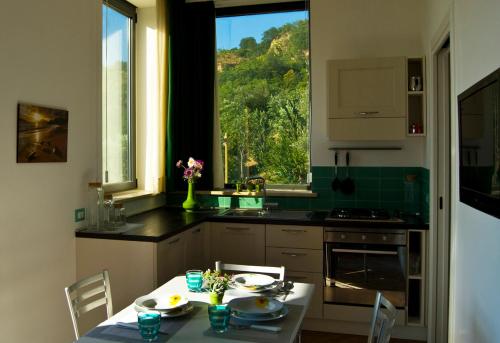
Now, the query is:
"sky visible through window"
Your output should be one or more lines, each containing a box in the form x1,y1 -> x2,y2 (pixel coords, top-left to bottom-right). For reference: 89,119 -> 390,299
216,11 -> 308,50
103,6 -> 129,65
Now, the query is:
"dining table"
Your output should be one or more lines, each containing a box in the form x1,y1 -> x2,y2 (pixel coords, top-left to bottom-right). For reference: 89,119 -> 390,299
76,275 -> 314,343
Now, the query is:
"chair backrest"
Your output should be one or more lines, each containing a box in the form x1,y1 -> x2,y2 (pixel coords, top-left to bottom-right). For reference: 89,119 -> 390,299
215,261 -> 285,281
64,270 -> 113,339
368,291 -> 397,343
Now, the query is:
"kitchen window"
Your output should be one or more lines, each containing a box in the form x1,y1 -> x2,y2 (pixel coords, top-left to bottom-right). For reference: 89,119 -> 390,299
215,2 -> 310,188
102,0 -> 137,192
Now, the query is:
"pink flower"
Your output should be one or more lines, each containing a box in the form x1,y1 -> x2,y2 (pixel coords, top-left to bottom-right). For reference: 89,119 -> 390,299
184,169 -> 193,178
176,160 -> 183,168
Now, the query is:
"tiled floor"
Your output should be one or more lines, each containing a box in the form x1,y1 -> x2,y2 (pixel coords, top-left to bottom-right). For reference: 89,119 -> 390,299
301,330 -> 425,343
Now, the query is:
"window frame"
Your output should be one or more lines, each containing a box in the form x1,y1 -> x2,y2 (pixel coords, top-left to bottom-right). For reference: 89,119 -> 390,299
215,1 -> 312,189
102,0 -> 138,193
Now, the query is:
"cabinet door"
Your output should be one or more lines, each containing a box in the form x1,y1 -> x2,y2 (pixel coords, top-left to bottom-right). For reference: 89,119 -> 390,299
328,57 -> 406,119
266,247 -> 322,273
184,224 -> 206,271
156,233 -> 186,287
285,271 -> 323,319
210,222 -> 265,266
266,225 -> 323,249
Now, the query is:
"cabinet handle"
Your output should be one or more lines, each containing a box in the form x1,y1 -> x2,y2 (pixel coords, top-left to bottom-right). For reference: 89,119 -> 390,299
168,238 -> 180,245
359,111 -> 379,115
192,228 -> 201,234
281,229 -> 307,233
225,227 -> 250,231
281,252 -> 307,257
332,248 -> 397,255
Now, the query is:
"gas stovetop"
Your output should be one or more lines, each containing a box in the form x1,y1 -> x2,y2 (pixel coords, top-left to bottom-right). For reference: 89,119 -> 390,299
325,208 -> 404,223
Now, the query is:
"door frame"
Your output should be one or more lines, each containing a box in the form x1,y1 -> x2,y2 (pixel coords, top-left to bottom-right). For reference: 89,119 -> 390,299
427,13 -> 453,343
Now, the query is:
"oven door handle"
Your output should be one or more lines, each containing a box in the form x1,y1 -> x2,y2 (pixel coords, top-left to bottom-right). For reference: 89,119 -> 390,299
331,248 -> 397,255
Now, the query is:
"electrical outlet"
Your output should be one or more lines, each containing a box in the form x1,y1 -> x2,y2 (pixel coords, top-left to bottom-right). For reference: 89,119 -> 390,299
75,208 -> 85,222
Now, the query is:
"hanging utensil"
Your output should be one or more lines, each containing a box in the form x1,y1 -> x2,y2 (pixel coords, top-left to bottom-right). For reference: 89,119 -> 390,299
341,152 -> 355,195
331,151 -> 341,191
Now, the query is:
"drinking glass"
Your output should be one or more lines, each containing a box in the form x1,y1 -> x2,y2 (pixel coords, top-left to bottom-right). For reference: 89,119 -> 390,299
186,270 -> 204,292
208,304 -> 231,333
137,311 -> 161,341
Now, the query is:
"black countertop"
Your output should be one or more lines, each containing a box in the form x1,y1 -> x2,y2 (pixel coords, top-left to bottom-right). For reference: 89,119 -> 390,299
75,207 -> 429,243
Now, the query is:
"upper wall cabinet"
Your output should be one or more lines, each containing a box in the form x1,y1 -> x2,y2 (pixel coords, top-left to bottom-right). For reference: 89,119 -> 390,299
327,57 -> 407,140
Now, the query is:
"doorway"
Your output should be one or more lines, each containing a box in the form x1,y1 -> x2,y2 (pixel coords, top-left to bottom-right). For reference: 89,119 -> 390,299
434,38 -> 451,343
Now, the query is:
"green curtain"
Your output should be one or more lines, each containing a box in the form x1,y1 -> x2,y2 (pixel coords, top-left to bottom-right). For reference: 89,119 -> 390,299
166,0 -> 215,191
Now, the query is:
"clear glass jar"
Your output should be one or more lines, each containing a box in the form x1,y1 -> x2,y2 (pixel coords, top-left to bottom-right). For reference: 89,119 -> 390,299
103,194 -> 114,228
87,182 -> 104,230
113,203 -> 126,227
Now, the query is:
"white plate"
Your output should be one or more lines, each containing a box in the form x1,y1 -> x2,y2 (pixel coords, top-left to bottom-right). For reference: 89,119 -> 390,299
233,273 -> 276,289
231,306 -> 289,322
230,281 -> 280,293
134,293 -> 189,312
135,302 -> 194,318
228,296 -> 283,315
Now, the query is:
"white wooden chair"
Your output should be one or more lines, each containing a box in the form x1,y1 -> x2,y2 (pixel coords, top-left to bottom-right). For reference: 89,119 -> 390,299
215,261 -> 285,281
64,270 -> 113,340
368,291 -> 397,343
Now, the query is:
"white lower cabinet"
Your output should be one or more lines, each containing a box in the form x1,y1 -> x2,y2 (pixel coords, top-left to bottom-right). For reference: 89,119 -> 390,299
184,223 -> 209,271
286,271 -> 324,319
265,225 -> 324,319
209,222 -> 265,266
266,247 -> 323,273
157,232 -> 186,286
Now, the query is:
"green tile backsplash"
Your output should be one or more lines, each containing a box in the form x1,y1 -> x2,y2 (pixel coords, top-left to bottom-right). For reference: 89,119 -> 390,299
166,166 -> 429,222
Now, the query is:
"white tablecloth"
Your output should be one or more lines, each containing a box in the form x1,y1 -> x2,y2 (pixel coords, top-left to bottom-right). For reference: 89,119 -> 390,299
77,275 -> 314,343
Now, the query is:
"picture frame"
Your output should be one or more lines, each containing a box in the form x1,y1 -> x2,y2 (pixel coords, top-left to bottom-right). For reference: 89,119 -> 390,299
16,103 -> 69,163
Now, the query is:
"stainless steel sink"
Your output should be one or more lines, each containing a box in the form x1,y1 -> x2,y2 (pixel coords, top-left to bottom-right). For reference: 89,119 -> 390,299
218,209 -> 313,220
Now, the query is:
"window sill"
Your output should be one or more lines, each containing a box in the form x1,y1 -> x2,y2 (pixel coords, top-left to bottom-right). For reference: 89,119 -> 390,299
195,189 -> 317,198
110,189 -> 157,202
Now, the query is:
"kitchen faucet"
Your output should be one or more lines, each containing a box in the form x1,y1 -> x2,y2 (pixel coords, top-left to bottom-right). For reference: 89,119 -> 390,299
246,176 -> 268,212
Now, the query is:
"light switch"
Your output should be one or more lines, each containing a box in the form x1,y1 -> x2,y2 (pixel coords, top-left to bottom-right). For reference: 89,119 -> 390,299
75,208 -> 85,222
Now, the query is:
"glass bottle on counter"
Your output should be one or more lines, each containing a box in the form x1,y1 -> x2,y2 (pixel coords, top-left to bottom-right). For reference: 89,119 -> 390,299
87,182 -> 104,230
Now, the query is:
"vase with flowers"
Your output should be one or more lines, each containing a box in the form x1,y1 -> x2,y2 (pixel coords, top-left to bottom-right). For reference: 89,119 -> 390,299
203,269 -> 232,305
176,157 -> 204,212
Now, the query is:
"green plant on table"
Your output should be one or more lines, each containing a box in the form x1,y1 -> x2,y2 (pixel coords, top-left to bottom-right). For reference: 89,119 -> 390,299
203,269 -> 232,294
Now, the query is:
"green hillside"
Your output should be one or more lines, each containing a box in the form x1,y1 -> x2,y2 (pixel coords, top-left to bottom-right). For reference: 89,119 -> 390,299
218,19 -> 310,184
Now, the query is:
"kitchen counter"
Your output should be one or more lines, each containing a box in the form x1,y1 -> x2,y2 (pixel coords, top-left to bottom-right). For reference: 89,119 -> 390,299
75,207 -> 429,242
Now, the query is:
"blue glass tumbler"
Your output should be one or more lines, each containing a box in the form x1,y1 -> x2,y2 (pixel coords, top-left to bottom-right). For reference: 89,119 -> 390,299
208,304 -> 231,333
186,270 -> 203,292
137,311 -> 161,341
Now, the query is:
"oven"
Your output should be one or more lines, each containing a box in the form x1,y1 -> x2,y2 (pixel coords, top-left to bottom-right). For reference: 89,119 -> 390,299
324,227 -> 407,307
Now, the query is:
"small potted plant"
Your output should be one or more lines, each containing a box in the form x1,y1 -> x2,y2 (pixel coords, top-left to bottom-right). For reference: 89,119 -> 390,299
203,269 -> 232,305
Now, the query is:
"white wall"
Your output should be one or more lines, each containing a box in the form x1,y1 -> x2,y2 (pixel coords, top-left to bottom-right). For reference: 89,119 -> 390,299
0,0 -> 100,342
310,0 -> 426,167
423,0 -> 500,342
450,0 -> 500,341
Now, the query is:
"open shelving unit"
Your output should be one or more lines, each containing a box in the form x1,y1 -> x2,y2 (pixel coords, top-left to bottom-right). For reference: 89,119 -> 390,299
406,230 -> 427,326
407,58 -> 426,136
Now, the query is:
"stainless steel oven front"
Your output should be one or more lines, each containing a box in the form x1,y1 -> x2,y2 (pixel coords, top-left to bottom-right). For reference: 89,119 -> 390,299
324,227 -> 407,307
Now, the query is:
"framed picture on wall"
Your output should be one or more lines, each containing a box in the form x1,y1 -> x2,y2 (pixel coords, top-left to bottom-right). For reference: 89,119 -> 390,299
16,103 -> 69,163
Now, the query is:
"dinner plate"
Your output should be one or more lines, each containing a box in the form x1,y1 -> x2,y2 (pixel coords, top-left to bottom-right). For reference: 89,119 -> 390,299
231,305 -> 289,322
228,296 -> 283,315
134,302 -> 194,318
134,293 -> 189,312
230,281 -> 280,293
233,273 -> 276,289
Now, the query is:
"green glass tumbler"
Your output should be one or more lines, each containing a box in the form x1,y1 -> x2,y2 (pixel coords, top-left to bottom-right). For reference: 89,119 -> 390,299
137,311 -> 161,341
186,270 -> 203,292
208,304 -> 231,333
